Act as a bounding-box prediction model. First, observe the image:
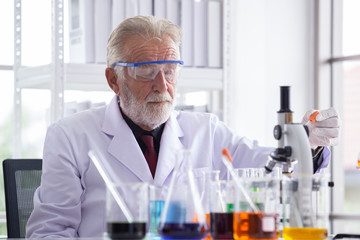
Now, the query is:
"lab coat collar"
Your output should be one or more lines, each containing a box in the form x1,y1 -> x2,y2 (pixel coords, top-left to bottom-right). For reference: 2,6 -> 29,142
101,96 -> 185,185
102,96 -> 124,135
153,111 -> 184,185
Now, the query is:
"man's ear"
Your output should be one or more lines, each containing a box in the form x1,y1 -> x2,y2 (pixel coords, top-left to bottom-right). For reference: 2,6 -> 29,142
105,68 -> 120,94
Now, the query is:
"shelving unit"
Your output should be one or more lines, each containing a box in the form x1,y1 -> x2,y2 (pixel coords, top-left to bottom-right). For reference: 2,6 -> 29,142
13,0 -> 230,157
16,64 -> 224,91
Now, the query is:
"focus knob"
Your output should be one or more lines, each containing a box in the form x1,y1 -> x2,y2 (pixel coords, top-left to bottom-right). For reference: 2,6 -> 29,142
273,125 -> 282,140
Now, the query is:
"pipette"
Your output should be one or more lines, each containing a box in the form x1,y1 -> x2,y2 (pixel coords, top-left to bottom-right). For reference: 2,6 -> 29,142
88,150 -> 134,223
221,148 -> 260,213
305,110 -> 319,126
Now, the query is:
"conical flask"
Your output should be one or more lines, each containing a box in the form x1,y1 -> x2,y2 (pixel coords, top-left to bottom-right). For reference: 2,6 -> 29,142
158,149 -> 208,239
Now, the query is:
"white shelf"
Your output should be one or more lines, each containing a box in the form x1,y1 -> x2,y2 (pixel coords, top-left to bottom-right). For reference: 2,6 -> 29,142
178,67 -> 223,90
13,0 -> 229,157
16,64 -> 224,91
17,64 -> 53,89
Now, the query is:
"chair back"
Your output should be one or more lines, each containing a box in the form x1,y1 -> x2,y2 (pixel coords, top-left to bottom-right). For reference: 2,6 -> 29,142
3,159 -> 42,238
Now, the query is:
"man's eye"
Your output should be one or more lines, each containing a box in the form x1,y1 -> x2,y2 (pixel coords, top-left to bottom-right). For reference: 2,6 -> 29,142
164,70 -> 175,78
143,70 -> 155,77
138,67 -> 156,78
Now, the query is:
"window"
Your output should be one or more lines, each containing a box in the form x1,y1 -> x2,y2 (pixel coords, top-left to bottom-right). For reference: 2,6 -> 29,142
327,0 -> 360,234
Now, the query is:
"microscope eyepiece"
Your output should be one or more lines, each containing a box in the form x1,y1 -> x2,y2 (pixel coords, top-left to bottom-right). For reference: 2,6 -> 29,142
278,86 -> 292,113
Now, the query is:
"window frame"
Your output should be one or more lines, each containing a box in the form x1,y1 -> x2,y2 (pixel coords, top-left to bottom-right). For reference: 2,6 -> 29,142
316,0 -> 360,233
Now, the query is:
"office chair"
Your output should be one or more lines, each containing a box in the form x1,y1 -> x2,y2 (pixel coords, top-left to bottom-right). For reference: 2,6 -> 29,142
3,159 -> 42,238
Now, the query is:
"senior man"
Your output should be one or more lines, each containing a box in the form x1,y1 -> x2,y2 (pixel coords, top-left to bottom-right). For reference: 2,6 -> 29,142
26,15 -> 340,238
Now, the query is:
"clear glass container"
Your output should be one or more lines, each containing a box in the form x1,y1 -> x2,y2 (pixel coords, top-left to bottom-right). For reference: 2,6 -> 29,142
158,150 -> 208,239
233,171 -> 280,240
209,180 -> 235,239
282,174 -> 330,240
106,182 -> 148,240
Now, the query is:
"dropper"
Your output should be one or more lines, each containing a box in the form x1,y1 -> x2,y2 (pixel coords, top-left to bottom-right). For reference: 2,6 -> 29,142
305,110 -> 319,126
221,148 -> 260,213
88,150 -> 134,223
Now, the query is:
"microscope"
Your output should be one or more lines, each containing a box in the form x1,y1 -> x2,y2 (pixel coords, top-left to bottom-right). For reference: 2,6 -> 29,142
265,86 -> 316,230
265,86 -> 313,175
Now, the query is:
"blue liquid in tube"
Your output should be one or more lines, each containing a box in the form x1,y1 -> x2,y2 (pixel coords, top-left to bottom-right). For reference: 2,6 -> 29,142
149,200 -> 164,235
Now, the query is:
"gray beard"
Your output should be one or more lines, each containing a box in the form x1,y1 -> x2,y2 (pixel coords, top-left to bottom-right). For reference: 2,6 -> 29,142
119,80 -> 175,129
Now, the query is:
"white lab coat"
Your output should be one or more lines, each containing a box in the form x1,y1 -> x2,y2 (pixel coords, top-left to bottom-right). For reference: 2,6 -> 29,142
26,95 -> 273,238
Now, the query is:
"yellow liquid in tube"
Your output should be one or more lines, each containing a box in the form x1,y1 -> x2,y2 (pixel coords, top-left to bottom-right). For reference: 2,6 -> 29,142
282,227 -> 327,240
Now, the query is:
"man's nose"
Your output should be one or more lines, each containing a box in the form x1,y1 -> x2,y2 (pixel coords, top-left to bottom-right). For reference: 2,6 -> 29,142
152,70 -> 168,93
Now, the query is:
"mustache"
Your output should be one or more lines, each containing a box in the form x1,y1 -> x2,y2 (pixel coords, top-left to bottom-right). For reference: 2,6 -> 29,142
146,93 -> 172,102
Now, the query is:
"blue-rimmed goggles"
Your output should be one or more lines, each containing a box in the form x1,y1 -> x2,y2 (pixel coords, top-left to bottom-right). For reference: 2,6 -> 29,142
113,60 -> 184,82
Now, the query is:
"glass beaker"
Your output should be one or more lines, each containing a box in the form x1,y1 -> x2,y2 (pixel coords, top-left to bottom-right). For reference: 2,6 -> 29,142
282,174 -> 329,240
233,174 -> 279,240
106,182 -> 148,240
158,150 -> 208,239
149,185 -> 168,239
209,180 -> 235,240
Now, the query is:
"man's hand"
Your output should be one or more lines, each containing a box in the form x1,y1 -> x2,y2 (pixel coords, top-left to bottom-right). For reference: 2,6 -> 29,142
302,107 -> 341,149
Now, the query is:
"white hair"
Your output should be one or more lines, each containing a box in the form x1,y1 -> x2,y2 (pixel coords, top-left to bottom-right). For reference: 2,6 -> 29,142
106,15 -> 182,70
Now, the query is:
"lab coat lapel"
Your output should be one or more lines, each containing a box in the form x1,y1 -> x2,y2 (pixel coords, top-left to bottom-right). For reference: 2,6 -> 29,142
102,96 -> 153,183
154,112 -> 184,185
108,133 -> 153,183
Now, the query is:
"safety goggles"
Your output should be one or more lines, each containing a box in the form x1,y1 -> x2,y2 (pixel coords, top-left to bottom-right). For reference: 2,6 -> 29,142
113,60 -> 184,82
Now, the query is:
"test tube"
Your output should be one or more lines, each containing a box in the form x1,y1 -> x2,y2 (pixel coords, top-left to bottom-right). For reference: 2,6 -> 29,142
227,168 -> 249,180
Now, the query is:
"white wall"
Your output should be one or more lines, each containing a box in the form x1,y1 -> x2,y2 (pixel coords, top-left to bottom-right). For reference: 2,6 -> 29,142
227,0 -> 315,147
